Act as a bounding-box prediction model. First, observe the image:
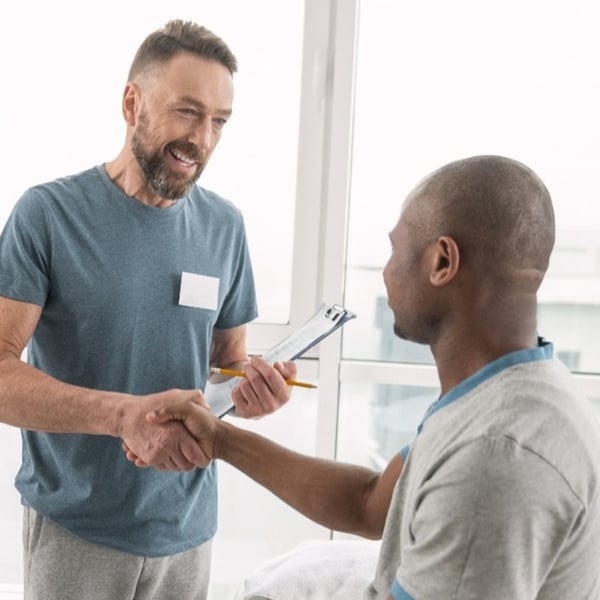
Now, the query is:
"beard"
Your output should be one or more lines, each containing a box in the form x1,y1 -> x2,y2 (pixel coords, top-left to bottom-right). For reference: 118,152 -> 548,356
131,112 -> 204,200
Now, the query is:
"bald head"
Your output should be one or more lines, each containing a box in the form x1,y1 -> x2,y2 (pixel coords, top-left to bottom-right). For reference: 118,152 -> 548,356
384,155 -> 555,359
406,155 -> 555,281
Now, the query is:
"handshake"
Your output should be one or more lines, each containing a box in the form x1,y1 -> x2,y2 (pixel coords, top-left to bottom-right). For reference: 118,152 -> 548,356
119,357 -> 296,472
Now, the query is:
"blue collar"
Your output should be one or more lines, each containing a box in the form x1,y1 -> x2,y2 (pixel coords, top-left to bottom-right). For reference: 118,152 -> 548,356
400,337 -> 554,460
417,337 -> 553,435
399,338 -> 554,460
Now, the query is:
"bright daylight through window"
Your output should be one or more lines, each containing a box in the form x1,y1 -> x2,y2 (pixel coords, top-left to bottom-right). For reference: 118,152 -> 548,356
340,0 -> 600,467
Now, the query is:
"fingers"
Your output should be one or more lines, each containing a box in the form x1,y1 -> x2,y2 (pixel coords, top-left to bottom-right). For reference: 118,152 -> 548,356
231,357 -> 294,418
121,420 -> 198,471
147,407 -> 183,425
164,448 -> 195,471
180,438 -> 210,466
249,357 -> 297,385
123,438 -> 203,471
145,388 -> 207,426
122,442 -> 148,467
274,360 -> 298,381
120,389 -> 214,472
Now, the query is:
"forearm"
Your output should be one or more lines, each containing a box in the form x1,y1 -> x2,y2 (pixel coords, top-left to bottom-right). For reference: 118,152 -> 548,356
215,419 -> 382,537
0,353 -> 125,436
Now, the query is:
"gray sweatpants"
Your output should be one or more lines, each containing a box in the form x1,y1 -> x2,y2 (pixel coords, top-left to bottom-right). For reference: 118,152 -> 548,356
23,507 -> 212,600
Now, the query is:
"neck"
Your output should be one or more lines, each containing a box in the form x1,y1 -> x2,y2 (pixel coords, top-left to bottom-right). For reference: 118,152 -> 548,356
431,294 -> 539,396
104,154 -> 176,208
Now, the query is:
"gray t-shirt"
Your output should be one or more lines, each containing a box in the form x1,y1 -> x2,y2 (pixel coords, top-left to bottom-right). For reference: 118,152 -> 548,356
0,165 -> 258,556
366,344 -> 600,599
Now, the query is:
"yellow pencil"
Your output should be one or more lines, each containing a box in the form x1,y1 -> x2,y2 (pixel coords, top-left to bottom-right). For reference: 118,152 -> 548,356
210,367 -> 317,389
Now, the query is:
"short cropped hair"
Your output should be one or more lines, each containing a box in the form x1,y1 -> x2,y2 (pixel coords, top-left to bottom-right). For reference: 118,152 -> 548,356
417,155 -> 555,274
127,19 -> 238,80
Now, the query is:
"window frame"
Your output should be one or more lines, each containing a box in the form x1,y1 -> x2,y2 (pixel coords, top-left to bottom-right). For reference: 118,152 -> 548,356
283,0 -> 600,465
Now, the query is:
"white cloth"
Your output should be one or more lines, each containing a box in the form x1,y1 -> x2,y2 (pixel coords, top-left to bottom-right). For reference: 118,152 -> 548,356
236,539 -> 380,600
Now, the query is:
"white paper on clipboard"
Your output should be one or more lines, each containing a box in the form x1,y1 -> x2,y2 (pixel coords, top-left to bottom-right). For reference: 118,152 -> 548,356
205,303 -> 356,418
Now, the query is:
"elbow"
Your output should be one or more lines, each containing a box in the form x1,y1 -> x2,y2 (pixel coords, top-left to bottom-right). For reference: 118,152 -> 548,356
360,522 -> 385,541
347,511 -> 386,540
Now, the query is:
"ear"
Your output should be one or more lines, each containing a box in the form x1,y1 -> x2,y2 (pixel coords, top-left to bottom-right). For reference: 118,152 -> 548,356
122,83 -> 140,126
429,235 -> 460,287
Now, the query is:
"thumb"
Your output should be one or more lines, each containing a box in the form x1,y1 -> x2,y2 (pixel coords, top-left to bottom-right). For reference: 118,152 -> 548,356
146,405 -> 186,425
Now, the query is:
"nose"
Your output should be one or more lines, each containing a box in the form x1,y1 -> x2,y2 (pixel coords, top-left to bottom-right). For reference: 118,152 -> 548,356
190,117 -> 214,152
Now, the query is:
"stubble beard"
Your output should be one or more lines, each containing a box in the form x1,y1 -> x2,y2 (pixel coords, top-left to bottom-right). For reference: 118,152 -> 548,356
131,114 -> 204,200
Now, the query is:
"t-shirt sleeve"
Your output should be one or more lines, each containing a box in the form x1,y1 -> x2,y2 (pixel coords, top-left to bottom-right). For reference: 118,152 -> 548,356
395,436 -> 580,599
214,219 -> 258,329
0,189 -> 52,306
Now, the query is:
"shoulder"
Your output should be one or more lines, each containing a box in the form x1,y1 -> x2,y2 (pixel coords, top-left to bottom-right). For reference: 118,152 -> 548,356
16,166 -> 102,211
187,185 -> 243,219
424,359 -> 600,506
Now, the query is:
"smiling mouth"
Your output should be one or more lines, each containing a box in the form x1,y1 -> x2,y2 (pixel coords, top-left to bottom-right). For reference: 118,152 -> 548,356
169,147 -> 198,167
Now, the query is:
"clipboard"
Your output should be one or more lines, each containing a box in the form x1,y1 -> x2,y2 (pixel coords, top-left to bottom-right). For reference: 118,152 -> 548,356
206,303 -> 356,418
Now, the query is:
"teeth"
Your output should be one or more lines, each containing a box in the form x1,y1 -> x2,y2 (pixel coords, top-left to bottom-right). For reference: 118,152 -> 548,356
171,148 -> 195,165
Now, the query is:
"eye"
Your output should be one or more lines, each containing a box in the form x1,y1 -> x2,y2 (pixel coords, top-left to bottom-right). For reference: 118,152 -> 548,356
178,107 -> 199,117
213,118 -> 228,129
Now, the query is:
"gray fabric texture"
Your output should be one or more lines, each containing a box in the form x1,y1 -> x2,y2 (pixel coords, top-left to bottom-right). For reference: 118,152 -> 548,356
367,357 -> 600,599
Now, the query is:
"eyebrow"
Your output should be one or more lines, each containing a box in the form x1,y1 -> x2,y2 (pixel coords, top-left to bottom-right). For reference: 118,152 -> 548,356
178,95 -> 233,118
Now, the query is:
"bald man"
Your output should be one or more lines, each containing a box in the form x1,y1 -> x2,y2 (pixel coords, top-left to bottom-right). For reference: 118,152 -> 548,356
130,156 -> 600,599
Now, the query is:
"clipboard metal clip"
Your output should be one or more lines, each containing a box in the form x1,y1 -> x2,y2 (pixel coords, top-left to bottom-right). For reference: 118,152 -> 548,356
325,305 -> 344,321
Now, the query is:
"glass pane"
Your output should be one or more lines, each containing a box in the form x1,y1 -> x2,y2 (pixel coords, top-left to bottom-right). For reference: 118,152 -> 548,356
0,0 -> 303,324
343,267 -> 434,365
336,382 -> 439,468
538,230 -> 600,374
343,0 -> 600,373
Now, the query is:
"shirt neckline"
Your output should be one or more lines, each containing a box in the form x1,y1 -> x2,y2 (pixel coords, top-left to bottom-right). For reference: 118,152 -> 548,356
96,165 -> 188,218
400,338 -> 554,460
421,337 -> 554,430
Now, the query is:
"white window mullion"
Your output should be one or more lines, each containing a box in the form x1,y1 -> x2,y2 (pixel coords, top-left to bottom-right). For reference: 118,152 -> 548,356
246,0 -> 333,353
314,0 -> 360,460
340,361 -> 441,389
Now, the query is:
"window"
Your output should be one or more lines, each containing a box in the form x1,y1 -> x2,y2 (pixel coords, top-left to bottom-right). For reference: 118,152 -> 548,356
336,2 -> 600,474
343,0 -> 600,374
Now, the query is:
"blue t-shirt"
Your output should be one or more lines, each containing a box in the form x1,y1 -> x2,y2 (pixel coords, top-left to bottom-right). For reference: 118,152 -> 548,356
0,165 -> 258,556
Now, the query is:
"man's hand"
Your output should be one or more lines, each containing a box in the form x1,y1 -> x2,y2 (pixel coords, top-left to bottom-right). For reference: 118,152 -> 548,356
230,357 -> 297,418
118,389 -> 209,471
145,399 -> 220,467
123,358 -> 298,470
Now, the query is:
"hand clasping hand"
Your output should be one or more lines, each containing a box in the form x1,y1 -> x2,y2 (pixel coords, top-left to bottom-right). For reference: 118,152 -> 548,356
119,389 -> 210,471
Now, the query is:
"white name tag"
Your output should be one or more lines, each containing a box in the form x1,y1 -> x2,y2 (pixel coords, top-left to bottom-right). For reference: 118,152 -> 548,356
179,272 -> 219,310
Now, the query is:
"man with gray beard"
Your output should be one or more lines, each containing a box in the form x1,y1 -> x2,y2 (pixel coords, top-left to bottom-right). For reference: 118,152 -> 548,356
0,19 -> 295,600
